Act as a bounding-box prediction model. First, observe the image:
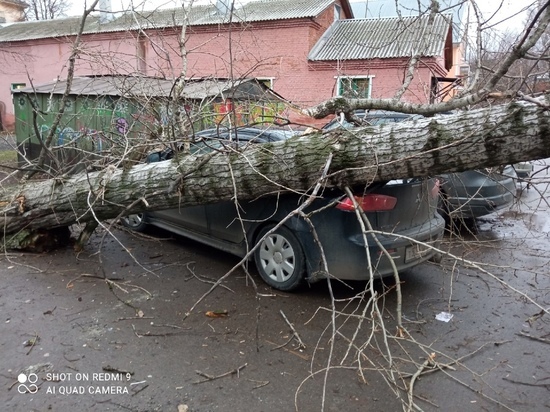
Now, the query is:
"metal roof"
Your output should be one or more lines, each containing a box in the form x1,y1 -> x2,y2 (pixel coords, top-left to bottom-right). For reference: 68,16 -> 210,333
308,13 -> 452,61
0,16 -> 99,42
351,0 -> 466,43
0,0 -> 337,42
13,75 -> 287,102
125,0 -> 336,28
16,75 -> 176,97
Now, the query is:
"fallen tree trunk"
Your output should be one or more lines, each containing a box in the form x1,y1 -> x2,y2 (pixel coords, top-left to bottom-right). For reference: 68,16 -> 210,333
1,99 -> 549,245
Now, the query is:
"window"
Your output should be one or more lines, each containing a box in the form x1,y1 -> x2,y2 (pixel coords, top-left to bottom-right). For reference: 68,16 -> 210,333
336,76 -> 372,98
458,65 -> 470,78
11,83 -> 26,91
137,34 -> 147,74
334,4 -> 341,21
257,78 -> 274,89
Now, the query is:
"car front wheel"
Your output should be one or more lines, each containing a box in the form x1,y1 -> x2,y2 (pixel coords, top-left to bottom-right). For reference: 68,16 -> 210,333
121,213 -> 147,232
254,225 -> 306,291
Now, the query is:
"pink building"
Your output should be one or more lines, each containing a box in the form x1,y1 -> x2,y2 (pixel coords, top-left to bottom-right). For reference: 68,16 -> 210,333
0,0 -> 452,131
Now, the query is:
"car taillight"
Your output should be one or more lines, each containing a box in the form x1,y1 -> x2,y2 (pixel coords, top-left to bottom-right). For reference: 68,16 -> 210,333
336,194 -> 397,212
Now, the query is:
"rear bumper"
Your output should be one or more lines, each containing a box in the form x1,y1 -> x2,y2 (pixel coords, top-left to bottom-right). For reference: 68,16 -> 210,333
442,171 -> 517,219
447,188 -> 515,219
306,214 -> 445,282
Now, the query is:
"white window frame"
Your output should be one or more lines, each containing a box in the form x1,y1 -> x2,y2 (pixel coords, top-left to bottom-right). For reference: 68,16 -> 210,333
11,82 -> 26,91
334,4 -> 341,21
257,77 -> 275,89
335,75 -> 374,98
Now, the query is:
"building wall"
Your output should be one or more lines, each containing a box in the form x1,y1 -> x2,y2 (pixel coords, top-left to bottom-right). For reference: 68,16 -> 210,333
0,1 -> 447,130
0,16 -> 329,130
75,33 -> 148,75
447,41 -> 467,98
0,33 -> 148,130
1,39 -> 73,130
308,58 -> 446,103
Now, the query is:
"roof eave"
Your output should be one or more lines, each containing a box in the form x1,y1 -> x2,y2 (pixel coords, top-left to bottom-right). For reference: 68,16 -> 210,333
339,0 -> 354,19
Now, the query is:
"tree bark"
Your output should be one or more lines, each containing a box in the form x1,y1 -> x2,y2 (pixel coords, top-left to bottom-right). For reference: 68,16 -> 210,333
1,99 -> 549,244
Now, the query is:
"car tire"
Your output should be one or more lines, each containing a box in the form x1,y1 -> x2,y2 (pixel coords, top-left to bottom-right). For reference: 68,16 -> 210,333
254,225 -> 306,291
121,213 -> 148,232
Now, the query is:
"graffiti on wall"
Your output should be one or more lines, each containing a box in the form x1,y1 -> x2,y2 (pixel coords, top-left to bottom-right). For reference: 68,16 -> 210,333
151,99 -> 288,132
15,91 -> 289,166
36,123 -> 108,154
202,100 -> 287,129
115,117 -> 129,135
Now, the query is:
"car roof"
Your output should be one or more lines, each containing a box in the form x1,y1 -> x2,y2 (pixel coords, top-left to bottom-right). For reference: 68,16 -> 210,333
323,110 -> 422,130
364,111 -> 411,118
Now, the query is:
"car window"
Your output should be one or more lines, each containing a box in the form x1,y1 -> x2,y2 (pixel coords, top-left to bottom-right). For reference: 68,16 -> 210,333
324,111 -> 422,130
189,131 -> 280,154
323,118 -> 357,130
196,127 -> 290,143
364,115 -> 410,125
189,138 -> 225,155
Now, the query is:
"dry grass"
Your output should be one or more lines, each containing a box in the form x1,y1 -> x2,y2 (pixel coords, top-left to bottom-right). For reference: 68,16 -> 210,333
0,150 -> 17,165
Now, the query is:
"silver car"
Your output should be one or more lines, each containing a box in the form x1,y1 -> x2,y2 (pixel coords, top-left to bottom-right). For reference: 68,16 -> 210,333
122,127 -> 445,291
438,167 -> 517,221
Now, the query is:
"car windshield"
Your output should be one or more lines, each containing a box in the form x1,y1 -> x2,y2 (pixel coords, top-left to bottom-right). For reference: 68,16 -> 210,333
189,126 -> 294,155
323,111 -> 420,130
195,127 -> 292,142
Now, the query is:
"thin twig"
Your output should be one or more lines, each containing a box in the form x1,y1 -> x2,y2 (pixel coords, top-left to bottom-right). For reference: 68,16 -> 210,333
193,363 -> 247,384
130,324 -> 190,337
435,365 -> 517,411
502,377 -> 550,388
105,279 -> 153,298
280,310 -> 306,349
517,332 -> 550,344
270,335 -> 294,351
407,353 -> 436,410
265,340 -> 309,360
184,262 -> 234,293
131,384 -> 149,396
25,332 -> 39,356
66,273 -> 110,288
248,378 -> 270,389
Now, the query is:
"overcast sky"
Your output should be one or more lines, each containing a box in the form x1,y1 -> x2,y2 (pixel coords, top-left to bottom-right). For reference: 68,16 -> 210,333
67,0 -> 530,32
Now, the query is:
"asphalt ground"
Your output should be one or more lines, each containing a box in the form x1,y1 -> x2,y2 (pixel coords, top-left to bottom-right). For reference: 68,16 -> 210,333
0,160 -> 548,412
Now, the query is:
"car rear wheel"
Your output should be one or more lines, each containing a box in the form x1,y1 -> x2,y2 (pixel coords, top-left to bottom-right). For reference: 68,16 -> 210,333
254,225 -> 305,291
121,213 -> 147,232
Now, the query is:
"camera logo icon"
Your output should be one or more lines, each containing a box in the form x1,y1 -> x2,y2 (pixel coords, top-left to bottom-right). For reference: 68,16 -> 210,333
17,373 -> 39,394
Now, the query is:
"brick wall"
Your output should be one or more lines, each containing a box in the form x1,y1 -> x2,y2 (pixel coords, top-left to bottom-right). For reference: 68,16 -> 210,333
0,2 -> 447,130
